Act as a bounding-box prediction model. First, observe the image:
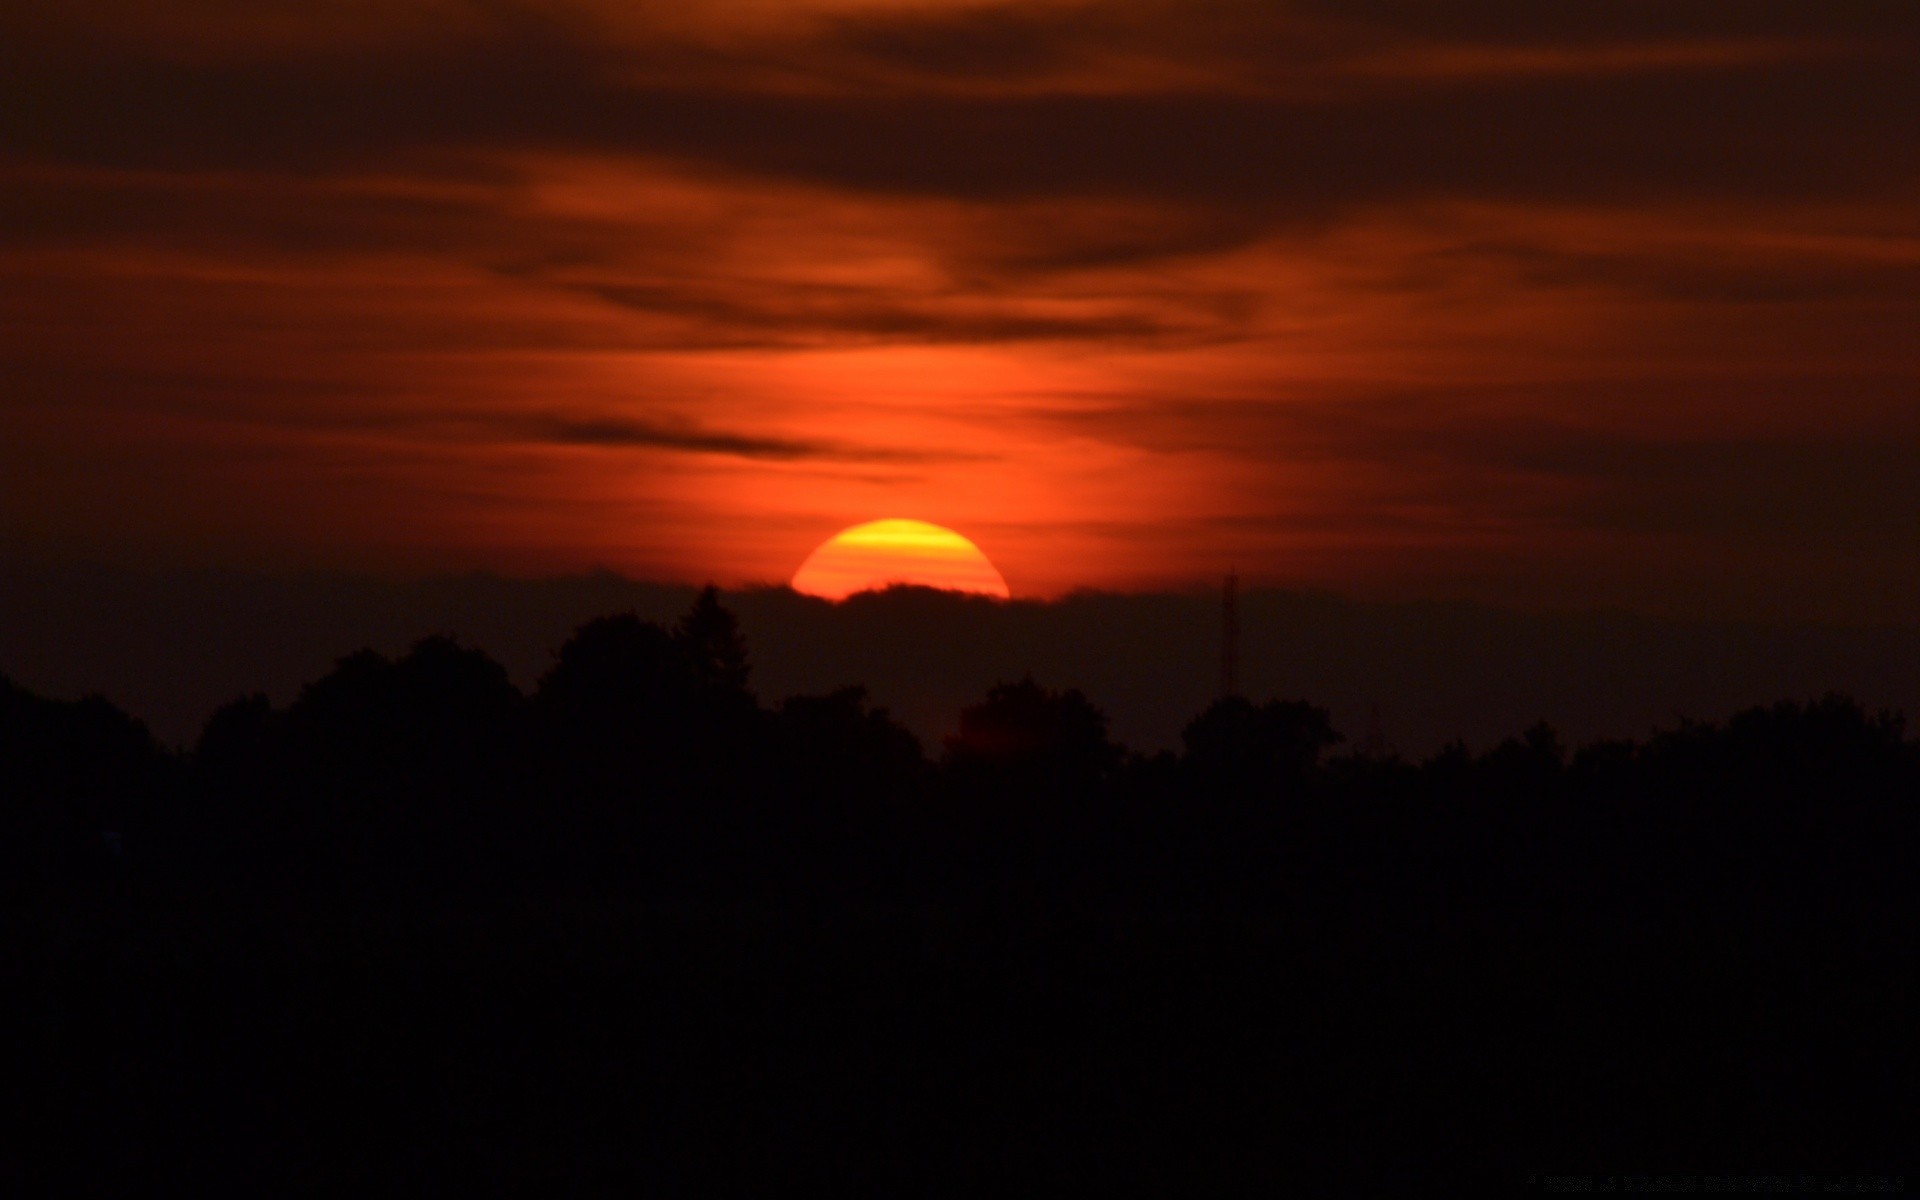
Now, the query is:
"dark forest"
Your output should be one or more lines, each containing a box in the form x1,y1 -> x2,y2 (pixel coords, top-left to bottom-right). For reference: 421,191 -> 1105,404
8,589 -> 1914,1188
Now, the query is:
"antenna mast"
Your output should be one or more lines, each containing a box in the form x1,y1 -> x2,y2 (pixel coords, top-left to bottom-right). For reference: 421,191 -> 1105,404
1221,569 -> 1240,698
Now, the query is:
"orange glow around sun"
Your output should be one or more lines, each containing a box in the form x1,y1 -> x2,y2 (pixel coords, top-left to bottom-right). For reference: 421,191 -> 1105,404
790,519 -> 1012,601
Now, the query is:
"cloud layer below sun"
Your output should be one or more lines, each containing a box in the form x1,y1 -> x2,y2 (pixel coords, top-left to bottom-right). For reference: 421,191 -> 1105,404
4,0 -> 1919,621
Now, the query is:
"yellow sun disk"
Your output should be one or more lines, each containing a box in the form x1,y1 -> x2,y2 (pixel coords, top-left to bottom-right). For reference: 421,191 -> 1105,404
790,519 -> 1011,601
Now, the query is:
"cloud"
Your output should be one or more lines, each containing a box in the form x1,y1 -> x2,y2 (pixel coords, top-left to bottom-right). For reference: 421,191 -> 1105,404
528,414 -> 973,463
3,0 -> 1920,619
4,1 -> 1915,215
573,281 -> 1198,347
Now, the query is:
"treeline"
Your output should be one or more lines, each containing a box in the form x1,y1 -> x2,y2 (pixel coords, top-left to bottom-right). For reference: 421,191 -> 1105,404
7,589 -> 1917,1187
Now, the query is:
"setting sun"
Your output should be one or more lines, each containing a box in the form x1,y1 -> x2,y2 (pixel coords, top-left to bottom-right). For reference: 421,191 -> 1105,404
790,519 -> 1011,601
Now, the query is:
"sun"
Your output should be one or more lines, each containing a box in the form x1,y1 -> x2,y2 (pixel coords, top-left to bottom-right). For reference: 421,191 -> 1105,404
791,519 -> 1011,601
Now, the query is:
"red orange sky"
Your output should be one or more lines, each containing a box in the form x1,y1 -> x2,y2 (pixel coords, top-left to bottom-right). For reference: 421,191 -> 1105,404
3,1 -> 1919,621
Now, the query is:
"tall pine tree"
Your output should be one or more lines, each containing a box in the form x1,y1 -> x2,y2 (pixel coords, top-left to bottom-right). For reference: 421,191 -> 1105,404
676,585 -> 750,696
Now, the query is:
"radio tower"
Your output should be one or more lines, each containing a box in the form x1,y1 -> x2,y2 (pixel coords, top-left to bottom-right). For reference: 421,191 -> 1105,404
1221,569 -> 1240,698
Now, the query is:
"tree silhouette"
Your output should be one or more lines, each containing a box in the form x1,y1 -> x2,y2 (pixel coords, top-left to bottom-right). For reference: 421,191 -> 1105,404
776,685 -> 925,799
1476,720 -> 1565,800
943,676 -> 1120,792
222,637 -> 529,887
6,595 -> 1920,1189
1180,695 -> 1342,797
678,583 -> 751,696
527,597 -> 768,886
536,613 -> 696,722
1,675 -> 165,890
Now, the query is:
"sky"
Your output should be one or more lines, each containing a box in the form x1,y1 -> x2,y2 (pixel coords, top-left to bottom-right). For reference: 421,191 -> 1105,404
4,1 -> 1919,622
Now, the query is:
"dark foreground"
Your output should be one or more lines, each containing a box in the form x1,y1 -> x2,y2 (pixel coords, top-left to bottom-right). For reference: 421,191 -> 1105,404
8,593 -> 1915,1188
